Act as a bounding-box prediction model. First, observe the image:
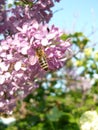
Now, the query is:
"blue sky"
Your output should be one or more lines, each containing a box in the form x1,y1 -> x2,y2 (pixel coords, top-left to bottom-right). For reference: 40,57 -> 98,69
49,0 -> 98,45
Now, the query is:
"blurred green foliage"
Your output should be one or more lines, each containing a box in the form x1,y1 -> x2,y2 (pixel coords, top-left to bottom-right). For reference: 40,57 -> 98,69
13,0 -> 34,8
0,31 -> 98,130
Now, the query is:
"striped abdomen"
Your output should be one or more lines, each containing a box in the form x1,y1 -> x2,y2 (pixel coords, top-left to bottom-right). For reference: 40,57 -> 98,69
38,56 -> 48,71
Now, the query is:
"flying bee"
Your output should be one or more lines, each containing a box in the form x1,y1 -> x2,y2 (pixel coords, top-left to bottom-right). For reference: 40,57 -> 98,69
35,47 -> 49,71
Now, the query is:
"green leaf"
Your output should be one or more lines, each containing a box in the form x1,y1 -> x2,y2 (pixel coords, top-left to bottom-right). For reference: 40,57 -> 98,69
46,106 -> 63,121
8,3 -> 13,8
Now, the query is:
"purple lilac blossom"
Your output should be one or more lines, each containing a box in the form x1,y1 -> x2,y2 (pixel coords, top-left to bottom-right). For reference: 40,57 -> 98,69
0,0 -> 61,37
0,20 -> 71,113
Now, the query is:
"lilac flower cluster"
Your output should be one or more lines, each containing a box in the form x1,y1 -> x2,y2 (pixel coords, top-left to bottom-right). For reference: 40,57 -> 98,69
0,0 -> 71,114
0,0 -> 61,37
0,20 -> 71,113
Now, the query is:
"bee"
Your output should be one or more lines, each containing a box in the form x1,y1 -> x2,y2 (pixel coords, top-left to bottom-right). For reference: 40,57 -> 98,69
36,47 -> 49,71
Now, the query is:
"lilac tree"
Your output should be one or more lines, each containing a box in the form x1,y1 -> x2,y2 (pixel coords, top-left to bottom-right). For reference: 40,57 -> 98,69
0,0 -> 71,114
